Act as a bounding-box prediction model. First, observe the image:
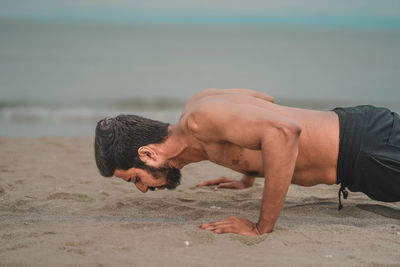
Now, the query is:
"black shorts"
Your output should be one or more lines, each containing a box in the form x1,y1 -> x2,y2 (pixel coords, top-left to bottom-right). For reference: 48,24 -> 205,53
333,105 -> 400,202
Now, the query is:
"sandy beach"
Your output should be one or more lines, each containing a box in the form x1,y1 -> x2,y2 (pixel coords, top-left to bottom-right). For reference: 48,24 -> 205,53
0,136 -> 399,266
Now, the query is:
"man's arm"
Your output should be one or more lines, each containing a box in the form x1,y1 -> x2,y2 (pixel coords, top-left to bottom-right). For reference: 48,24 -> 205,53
191,99 -> 301,235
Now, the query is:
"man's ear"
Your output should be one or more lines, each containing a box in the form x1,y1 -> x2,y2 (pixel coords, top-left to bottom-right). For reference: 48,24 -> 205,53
138,146 -> 158,164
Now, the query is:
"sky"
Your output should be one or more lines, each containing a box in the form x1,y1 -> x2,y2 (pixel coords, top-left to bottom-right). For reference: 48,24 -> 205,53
0,0 -> 400,28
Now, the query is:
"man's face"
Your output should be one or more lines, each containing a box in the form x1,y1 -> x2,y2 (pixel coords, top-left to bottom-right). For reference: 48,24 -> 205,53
114,163 -> 181,193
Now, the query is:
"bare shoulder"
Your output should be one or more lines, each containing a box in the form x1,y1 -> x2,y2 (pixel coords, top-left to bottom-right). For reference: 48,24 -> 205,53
182,92 -> 278,136
185,88 -> 274,109
183,94 -> 276,140
185,96 -> 229,136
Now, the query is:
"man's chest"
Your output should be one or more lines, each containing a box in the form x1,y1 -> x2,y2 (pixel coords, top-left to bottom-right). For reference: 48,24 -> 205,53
202,141 -> 263,176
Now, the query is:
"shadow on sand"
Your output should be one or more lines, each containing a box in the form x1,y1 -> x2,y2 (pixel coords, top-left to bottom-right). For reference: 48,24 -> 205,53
356,204 -> 400,220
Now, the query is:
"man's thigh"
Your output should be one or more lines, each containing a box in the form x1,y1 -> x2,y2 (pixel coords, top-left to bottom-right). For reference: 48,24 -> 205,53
358,108 -> 400,202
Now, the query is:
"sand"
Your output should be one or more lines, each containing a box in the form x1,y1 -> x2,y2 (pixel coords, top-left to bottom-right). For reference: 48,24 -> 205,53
0,136 -> 399,267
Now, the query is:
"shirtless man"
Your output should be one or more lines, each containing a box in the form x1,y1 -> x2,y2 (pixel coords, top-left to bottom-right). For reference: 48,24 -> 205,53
94,88 -> 400,236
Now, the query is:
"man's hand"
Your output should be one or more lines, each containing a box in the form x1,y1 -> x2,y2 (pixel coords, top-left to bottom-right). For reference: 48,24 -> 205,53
197,175 -> 255,189
199,216 -> 261,236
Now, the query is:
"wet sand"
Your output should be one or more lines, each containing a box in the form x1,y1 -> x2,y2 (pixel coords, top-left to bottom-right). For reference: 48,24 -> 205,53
0,137 -> 399,266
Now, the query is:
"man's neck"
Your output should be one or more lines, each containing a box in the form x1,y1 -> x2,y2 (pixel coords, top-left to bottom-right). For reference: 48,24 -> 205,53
162,124 -> 207,169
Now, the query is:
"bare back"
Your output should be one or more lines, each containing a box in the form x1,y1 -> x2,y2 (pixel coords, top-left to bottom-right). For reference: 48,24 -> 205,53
179,92 -> 339,186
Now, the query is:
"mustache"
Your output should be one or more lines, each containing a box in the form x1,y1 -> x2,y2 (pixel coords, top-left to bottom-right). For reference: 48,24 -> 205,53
144,164 -> 182,190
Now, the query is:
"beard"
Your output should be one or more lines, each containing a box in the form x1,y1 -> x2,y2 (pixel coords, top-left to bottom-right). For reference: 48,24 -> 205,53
143,163 -> 181,190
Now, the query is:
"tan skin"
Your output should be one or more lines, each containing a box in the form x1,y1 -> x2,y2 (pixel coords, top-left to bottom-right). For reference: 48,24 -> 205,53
114,88 -> 339,236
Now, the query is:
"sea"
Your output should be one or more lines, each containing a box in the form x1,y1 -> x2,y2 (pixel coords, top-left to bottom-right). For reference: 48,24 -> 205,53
1,20 -> 399,138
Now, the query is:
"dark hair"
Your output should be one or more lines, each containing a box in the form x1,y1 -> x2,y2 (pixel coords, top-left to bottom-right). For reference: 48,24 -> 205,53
94,114 -> 170,177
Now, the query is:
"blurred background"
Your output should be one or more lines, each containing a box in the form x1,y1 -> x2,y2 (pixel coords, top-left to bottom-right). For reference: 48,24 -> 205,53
0,0 -> 399,137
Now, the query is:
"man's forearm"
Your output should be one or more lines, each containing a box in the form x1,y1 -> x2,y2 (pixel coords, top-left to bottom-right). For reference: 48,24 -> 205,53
256,126 -> 300,233
256,174 -> 294,233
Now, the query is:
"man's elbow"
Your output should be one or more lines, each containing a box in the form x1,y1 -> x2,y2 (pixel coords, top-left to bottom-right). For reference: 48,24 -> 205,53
288,123 -> 302,137
278,122 -> 302,143
261,122 -> 301,149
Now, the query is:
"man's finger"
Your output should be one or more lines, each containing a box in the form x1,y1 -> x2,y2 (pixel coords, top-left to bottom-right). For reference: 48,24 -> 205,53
218,182 -> 240,189
198,177 -> 230,186
199,223 -> 216,229
197,177 -> 232,186
199,218 -> 235,229
200,217 -> 238,228
213,226 -> 236,234
199,221 -> 225,228
201,225 -> 217,230
202,222 -> 235,232
205,221 -> 234,228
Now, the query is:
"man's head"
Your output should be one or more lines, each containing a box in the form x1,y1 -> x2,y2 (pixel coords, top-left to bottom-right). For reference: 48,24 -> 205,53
94,114 -> 181,192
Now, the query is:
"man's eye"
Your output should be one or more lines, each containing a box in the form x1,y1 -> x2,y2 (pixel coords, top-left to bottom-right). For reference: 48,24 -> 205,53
135,176 -> 140,183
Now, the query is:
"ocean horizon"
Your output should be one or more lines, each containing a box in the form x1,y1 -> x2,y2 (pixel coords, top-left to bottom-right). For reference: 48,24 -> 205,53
0,20 -> 399,137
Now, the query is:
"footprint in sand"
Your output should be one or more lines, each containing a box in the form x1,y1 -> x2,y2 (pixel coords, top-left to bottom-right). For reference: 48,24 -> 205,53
40,174 -> 55,179
173,206 -> 195,212
58,246 -> 86,255
1,168 -> 15,173
229,234 -> 268,246
0,243 -> 29,253
64,240 -> 94,247
137,199 -> 176,210
57,240 -> 94,255
47,192 -> 93,202
196,201 -> 214,208
177,198 -> 196,203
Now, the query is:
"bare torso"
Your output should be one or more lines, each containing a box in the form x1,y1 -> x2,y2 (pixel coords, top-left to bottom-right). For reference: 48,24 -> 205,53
179,92 -> 339,186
